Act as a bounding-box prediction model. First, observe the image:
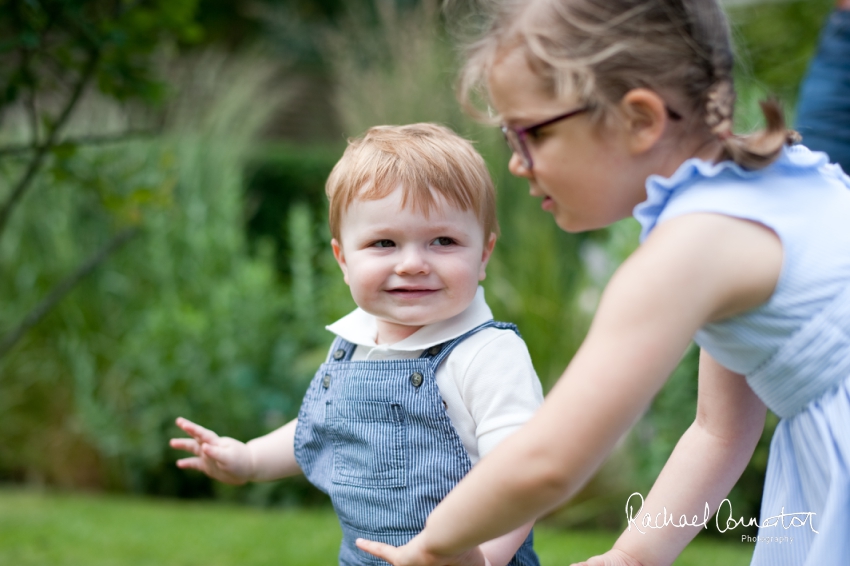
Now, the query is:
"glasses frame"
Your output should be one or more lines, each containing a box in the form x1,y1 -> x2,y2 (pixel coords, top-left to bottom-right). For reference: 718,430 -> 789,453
500,104 -> 683,170
501,106 -> 590,171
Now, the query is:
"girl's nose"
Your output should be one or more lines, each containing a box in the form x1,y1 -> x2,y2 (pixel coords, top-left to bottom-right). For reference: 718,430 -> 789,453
395,247 -> 429,275
508,152 -> 533,179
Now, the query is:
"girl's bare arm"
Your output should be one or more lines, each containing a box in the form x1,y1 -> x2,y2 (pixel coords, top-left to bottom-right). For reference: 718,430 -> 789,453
604,351 -> 766,566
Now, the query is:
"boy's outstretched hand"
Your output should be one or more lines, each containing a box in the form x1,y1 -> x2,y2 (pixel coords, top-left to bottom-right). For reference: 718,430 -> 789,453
170,417 -> 255,485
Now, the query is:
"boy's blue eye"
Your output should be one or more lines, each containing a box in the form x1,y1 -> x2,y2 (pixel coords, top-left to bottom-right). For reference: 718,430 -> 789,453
372,239 -> 395,248
433,237 -> 455,246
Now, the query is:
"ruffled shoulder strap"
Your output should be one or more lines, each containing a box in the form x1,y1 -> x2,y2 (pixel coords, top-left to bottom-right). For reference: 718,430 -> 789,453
633,145 -> 835,243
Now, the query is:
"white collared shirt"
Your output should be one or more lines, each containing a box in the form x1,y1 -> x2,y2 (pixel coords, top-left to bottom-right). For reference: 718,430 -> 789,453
325,287 -> 544,464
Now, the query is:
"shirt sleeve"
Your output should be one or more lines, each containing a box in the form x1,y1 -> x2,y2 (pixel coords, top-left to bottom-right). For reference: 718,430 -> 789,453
448,329 -> 544,459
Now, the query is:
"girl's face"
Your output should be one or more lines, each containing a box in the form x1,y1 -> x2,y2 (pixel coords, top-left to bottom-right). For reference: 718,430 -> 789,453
487,49 -> 650,233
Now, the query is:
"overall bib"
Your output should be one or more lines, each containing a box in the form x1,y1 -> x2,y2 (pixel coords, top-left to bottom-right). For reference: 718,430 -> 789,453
294,320 -> 539,566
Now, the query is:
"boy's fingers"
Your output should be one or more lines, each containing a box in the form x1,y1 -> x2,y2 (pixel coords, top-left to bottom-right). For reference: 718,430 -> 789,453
355,539 -> 398,563
175,417 -> 219,444
170,438 -> 200,455
176,457 -> 205,471
202,444 -> 225,461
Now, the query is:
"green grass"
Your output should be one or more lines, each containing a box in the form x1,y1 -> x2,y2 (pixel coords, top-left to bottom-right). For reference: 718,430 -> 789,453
0,488 -> 753,565
534,529 -> 753,566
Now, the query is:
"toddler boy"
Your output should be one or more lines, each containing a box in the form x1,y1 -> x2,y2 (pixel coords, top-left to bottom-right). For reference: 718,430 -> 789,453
171,123 -> 543,566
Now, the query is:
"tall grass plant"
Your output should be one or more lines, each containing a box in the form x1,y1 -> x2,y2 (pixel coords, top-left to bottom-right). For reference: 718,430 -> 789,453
0,52 -> 325,504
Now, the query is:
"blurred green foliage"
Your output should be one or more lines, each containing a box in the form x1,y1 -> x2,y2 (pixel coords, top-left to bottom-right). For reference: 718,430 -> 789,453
729,0 -> 835,112
244,144 -> 342,279
194,0 -> 346,54
0,52 -> 330,506
1,0 -> 202,115
0,0 -> 208,362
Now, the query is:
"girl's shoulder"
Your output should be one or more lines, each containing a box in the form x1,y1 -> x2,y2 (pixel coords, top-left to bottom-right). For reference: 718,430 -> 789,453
634,145 -> 847,243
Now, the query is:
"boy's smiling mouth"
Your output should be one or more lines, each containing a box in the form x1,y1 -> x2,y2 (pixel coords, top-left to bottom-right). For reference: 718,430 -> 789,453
385,287 -> 439,298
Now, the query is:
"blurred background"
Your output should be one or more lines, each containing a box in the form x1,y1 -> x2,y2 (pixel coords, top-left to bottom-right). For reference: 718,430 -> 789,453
0,0 -> 838,553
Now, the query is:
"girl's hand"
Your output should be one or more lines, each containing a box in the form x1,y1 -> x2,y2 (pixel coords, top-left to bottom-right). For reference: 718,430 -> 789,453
169,417 -> 255,485
355,535 -> 489,566
571,549 -> 644,566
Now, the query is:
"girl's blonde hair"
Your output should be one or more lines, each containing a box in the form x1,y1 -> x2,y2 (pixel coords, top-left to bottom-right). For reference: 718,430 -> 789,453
459,0 -> 800,170
326,123 -> 498,241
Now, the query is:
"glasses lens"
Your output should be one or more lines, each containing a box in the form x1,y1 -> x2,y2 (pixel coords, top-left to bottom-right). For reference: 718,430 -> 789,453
501,127 -> 532,169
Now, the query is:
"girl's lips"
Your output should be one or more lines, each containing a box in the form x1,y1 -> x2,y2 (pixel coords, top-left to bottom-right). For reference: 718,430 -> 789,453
541,196 -> 555,211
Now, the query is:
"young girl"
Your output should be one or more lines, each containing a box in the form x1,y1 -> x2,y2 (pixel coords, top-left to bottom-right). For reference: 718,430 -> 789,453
356,1 -> 850,565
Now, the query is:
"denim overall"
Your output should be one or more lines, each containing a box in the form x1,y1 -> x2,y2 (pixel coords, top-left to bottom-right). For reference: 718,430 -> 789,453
294,320 -> 539,566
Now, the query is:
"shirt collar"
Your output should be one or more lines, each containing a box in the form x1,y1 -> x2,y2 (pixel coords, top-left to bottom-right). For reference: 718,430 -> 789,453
325,286 -> 493,351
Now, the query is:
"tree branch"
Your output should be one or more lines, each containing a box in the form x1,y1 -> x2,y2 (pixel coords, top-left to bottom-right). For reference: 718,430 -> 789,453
26,87 -> 39,148
0,47 -> 100,240
0,129 -> 158,158
23,50 -> 39,148
0,226 -> 140,359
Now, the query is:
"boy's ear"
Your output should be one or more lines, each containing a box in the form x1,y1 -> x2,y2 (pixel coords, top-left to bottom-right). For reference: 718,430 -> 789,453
478,233 -> 497,281
331,238 -> 350,285
619,88 -> 669,155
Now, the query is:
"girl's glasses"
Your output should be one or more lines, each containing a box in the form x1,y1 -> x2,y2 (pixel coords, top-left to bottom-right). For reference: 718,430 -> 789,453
501,104 -> 683,170
500,106 -> 590,170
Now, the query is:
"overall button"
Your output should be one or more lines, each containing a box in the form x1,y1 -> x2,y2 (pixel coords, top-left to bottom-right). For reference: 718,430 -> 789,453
332,349 -> 346,360
426,345 -> 441,356
322,374 -> 331,388
409,372 -> 423,388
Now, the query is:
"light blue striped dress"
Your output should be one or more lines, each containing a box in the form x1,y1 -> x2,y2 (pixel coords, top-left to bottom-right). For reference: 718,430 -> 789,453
634,145 -> 850,565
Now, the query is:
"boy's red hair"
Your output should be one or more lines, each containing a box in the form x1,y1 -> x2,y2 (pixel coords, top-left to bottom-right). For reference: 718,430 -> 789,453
326,123 -> 498,241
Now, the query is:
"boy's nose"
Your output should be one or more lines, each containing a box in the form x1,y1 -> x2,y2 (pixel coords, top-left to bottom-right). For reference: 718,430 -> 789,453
395,247 -> 429,275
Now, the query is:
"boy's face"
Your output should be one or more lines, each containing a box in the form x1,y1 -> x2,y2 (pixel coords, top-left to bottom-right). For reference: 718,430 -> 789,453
332,186 -> 496,344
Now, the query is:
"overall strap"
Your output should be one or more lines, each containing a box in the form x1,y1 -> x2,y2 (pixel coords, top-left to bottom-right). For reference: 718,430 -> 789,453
327,335 -> 357,363
421,320 -> 520,369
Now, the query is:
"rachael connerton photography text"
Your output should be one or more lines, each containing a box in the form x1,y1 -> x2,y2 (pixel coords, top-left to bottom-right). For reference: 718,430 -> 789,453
624,492 -> 819,535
